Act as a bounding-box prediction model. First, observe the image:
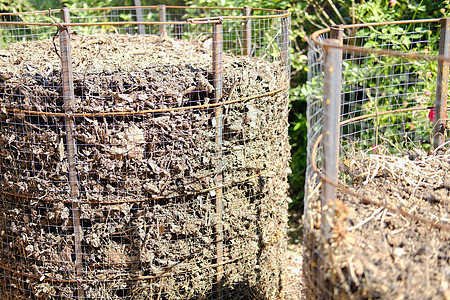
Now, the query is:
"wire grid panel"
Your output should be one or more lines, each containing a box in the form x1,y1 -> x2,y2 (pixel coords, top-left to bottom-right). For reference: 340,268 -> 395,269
0,7 -> 290,299
304,20 -> 450,299
340,21 -> 442,151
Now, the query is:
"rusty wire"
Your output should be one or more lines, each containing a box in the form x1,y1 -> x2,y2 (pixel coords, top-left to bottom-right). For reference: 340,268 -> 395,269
0,254 -> 250,284
0,6 -> 290,26
307,19 -> 450,64
309,18 -> 440,40
0,170 -> 271,205
0,6 -> 285,16
3,84 -> 289,117
316,39 -> 450,65
0,224 -> 285,284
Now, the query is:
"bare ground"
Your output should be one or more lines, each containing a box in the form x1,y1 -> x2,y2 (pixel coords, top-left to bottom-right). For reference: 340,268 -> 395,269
284,212 -> 305,300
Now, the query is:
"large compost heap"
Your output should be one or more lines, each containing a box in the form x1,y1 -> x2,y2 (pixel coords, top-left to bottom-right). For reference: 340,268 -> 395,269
0,34 -> 290,299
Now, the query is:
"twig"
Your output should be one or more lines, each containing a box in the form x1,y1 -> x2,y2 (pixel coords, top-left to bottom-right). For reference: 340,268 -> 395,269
433,140 -> 450,154
311,1 -> 336,26
307,180 -> 322,201
380,208 -> 387,225
304,13 -> 325,30
261,28 -> 282,60
235,25 -> 243,55
227,79 -> 238,101
348,207 -> 384,231
48,9 -> 65,59
408,178 -> 423,202
364,159 -> 380,185
392,213 -> 411,235
347,255 -> 360,286
326,0 -> 346,25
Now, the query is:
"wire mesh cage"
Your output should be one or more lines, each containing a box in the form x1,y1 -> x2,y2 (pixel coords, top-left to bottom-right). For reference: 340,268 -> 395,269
305,19 -> 450,299
0,6 -> 291,299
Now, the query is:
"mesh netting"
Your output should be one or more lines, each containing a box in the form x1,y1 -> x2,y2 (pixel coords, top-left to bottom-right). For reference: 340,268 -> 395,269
305,20 -> 450,299
0,6 -> 290,299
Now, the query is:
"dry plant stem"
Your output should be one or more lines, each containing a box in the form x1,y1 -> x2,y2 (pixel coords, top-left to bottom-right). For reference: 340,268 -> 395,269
347,255 -> 359,286
348,207 -> 383,231
311,1 -> 335,26
307,181 -> 322,201
227,80 -> 238,101
433,140 -> 450,154
303,10 -> 325,30
326,0 -> 346,25
408,178 -> 424,201
366,154 -> 446,187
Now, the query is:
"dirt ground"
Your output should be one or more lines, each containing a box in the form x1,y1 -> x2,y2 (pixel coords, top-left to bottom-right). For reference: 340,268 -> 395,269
284,212 -> 305,300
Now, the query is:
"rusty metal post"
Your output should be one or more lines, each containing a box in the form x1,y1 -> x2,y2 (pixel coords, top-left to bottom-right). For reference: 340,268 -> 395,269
280,11 -> 290,64
134,0 -> 145,35
321,34 -> 343,241
159,5 -> 167,37
212,20 -> 224,299
243,6 -> 251,56
434,18 -> 450,149
60,7 -> 85,298
330,24 -> 344,41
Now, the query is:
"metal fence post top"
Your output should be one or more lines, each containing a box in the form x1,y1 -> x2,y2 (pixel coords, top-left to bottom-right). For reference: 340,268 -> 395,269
330,24 -> 344,42
331,24 -> 344,31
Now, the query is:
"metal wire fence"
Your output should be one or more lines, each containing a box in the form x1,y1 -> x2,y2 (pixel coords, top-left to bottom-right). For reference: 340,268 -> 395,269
305,19 -> 450,299
0,6 -> 290,299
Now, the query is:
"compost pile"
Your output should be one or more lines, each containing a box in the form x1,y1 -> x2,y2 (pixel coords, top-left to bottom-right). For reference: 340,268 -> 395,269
0,34 -> 290,299
305,146 -> 450,299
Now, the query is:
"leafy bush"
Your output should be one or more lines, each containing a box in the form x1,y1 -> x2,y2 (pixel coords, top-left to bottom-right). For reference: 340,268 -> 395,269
0,0 -> 34,13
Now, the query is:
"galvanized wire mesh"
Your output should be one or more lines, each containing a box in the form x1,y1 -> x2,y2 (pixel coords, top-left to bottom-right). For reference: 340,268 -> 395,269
0,6 -> 290,299
305,20 -> 450,299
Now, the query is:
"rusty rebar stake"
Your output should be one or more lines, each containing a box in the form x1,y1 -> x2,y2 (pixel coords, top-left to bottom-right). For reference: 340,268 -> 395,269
212,21 -> 224,299
243,6 -> 251,56
159,5 -> 166,37
434,18 -> 450,149
319,26 -> 343,297
59,7 -> 85,299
